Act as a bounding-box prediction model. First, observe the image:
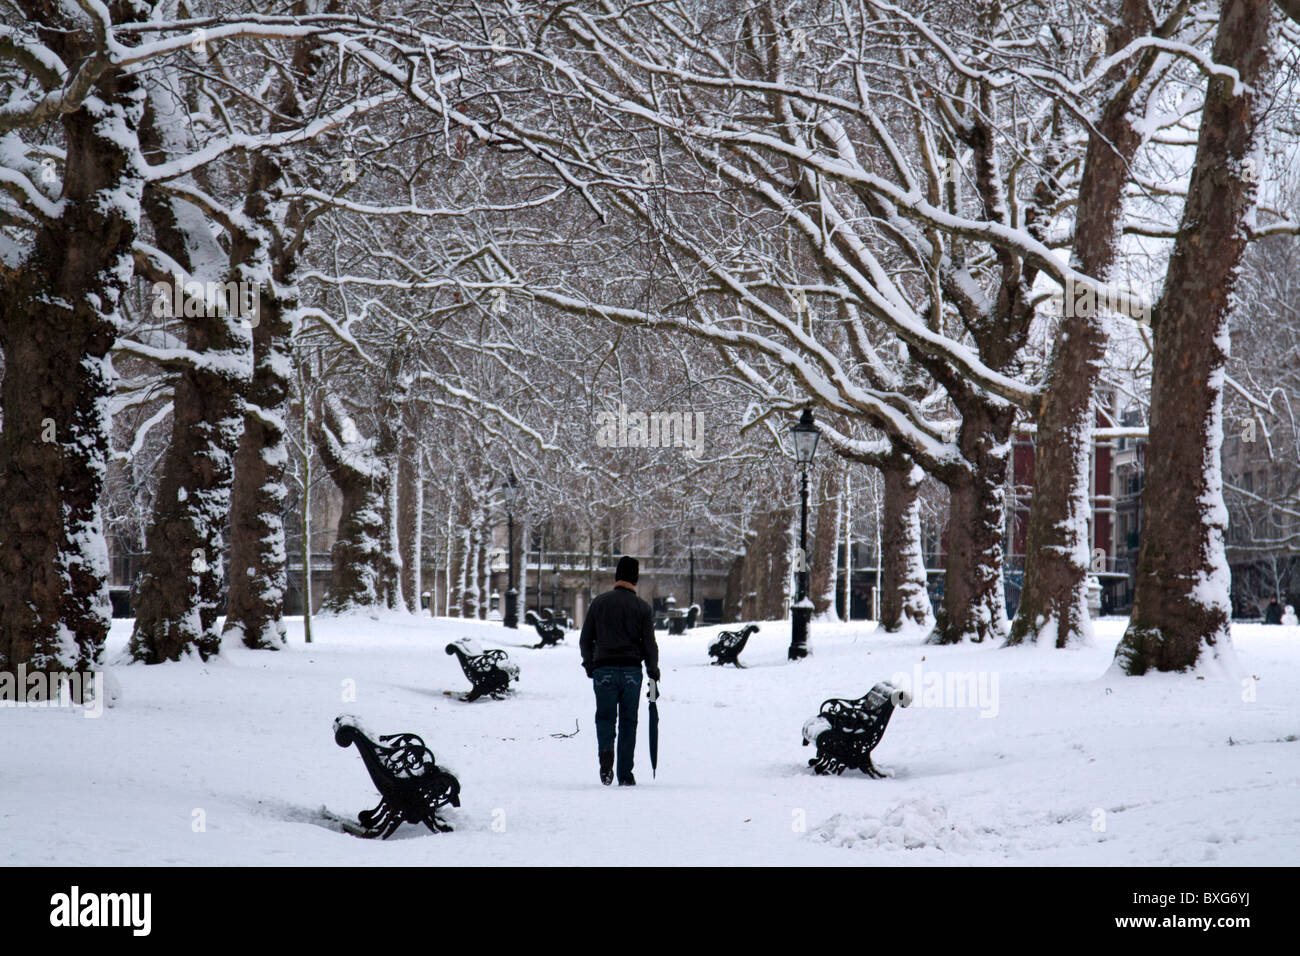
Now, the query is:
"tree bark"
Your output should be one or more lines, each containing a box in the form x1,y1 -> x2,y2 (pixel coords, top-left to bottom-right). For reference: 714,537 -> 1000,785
297,353 -> 315,640
221,159 -> 293,647
222,1 -> 336,648
930,399 -> 1016,644
373,360 -> 407,611
1010,0 -> 1154,648
0,6 -> 143,675
737,508 -> 792,620
412,453 -> 424,613
397,437 -> 420,613
878,453 -> 934,632
809,468 -> 841,620
466,517 -> 483,619
1115,0 -> 1273,673
509,518 -> 522,615
741,507 -> 793,620
739,526 -> 759,620
449,492 -> 469,617
129,91 -> 250,663
382,450 -> 403,610
460,524 -> 478,618
724,552 -> 746,622
477,515 -> 491,619
312,395 -> 389,614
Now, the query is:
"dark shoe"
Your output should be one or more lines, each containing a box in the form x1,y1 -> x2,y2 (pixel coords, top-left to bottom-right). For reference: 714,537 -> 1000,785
599,751 -> 614,786
618,773 -> 636,787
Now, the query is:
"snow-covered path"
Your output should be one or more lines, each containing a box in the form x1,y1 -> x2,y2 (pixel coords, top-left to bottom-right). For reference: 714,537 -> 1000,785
3,615 -> 1297,865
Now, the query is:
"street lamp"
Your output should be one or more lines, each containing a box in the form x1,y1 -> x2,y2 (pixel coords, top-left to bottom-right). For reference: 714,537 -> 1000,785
503,471 -> 519,629
789,408 -> 821,660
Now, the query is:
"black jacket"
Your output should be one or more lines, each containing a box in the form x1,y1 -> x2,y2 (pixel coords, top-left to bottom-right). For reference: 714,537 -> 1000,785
580,585 -> 660,680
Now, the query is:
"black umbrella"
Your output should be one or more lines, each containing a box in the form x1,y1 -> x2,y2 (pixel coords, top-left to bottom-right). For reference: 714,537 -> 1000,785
647,678 -> 660,777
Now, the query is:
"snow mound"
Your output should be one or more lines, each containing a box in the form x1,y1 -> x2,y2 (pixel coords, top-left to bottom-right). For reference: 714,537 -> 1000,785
332,714 -> 373,740
808,799 -> 976,853
802,715 -> 831,744
96,669 -> 122,708
450,637 -> 485,657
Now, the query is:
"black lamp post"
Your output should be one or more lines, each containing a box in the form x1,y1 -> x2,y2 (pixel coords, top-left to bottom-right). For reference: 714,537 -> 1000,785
789,408 -> 821,660
688,525 -> 696,609
503,471 -> 519,629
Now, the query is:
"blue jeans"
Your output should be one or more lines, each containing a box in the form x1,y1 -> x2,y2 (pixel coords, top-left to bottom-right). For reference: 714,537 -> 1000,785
592,665 -> 642,781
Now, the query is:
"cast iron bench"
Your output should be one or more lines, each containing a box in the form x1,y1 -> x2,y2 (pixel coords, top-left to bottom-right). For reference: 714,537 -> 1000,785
525,608 -> 565,648
707,623 -> 759,666
333,715 -> 461,837
445,638 -> 519,701
801,680 -> 910,777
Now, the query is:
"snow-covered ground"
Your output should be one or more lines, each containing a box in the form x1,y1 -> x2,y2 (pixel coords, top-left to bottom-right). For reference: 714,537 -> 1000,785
3,614 -> 1297,865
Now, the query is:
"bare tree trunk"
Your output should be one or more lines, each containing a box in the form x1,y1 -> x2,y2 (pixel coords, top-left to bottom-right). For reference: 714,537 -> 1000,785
450,494 -> 469,617
809,469 -> 841,620
761,507 -> 795,620
517,516 -> 529,618
478,517 -> 491,619
222,3 -> 337,648
371,359 -> 405,611
301,445 -> 314,641
470,509 -> 486,621
382,450 -> 403,610
738,514 -> 772,621
221,173 -> 293,647
724,553 -> 746,622
743,520 -> 759,624
470,522 -> 486,621
127,307 -> 245,662
312,395 -> 388,614
1115,0 -> 1273,673
1010,0 -> 1155,648
323,475 -> 385,613
878,453 -> 933,632
398,437 -> 420,612
129,91 -> 249,663
842,465 -> 853,620
0,8 -> 142,675
413,454 -> 424,613
444,512 -> 454,616
930,401 -> 1015,644
298,357 -> 314,643
327,486 -> 385,612
741,510 -> 777,620
311,349 -> 406,617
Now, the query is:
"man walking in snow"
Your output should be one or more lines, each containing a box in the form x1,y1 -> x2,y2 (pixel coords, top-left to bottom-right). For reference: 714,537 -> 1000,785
580,556 -> 660,786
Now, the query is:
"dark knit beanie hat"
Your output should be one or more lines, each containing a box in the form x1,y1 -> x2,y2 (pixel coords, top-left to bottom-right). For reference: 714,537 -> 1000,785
615,555 -> 639,585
